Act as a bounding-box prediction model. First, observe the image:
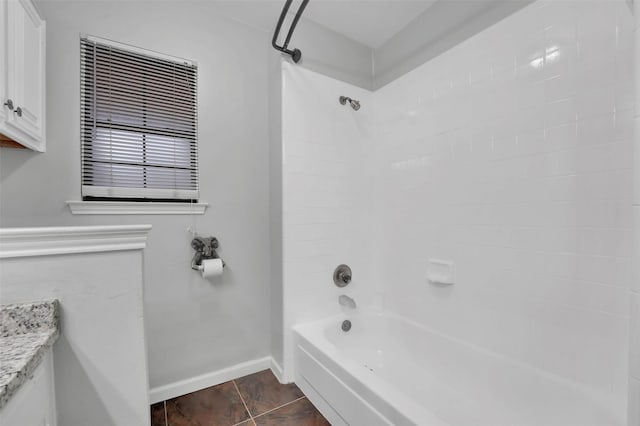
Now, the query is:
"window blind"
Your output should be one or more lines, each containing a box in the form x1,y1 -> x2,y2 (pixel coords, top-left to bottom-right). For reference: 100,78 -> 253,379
80,36 -> 198,201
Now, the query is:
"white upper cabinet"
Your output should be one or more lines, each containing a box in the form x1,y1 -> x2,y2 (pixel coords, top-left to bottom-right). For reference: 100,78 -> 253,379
0,0 -> 46,152
0,0 -> 6,127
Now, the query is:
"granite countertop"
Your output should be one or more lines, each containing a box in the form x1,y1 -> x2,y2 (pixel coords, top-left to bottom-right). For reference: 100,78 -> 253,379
0,299 -> 60,409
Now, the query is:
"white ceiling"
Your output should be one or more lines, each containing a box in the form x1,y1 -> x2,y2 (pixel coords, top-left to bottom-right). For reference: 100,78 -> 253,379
40,0 -> 516,54
302,0 -> 437,48
212,0 -> 441,48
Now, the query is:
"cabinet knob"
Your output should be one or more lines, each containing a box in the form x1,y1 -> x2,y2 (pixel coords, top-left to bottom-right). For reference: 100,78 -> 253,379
14,107 -> 22,117
3,99 -> 14,111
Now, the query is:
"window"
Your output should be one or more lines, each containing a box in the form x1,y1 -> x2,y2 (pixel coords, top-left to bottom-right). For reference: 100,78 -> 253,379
80,36 -> 198,202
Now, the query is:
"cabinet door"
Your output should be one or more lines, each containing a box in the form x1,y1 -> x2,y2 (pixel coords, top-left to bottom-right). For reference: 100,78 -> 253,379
0,0 -> 7,125
5,0 -> 45,151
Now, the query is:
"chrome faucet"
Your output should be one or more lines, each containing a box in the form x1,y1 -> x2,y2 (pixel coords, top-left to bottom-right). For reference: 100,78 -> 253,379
339,294 -> 356,309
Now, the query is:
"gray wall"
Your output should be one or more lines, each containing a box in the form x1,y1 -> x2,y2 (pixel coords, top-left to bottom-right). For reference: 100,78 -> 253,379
630,1 -> 640,425
268,50 -> 284,372
206,0 -> 374,90
291,17 -> 373,90
0,0 -> 272,392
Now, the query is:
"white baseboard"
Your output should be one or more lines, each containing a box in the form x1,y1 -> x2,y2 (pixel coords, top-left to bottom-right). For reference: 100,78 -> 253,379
149,356 -> 271,404
270,357 -> 285,383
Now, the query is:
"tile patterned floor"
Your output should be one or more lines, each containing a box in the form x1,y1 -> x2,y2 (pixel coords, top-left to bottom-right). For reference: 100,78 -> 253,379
151,369 -> 330,426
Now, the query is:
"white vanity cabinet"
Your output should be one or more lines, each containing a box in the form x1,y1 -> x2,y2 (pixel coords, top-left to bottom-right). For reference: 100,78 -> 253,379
0,350 -> 57,426
0,0 -> 46,151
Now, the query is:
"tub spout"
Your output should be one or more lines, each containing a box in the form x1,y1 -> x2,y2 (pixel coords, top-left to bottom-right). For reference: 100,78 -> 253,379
339,295 -> 356,309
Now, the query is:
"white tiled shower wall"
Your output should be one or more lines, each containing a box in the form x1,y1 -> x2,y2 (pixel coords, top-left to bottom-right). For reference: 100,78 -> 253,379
281,62 -> 375,374
281,0 -> 635,414
372,0 -> 634,409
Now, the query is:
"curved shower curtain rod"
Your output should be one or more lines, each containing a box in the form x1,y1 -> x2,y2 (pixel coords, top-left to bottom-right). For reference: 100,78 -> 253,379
272,0 -> 310,63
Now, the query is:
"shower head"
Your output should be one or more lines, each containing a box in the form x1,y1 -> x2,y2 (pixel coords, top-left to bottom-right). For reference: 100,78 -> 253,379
339,96 -> 361,111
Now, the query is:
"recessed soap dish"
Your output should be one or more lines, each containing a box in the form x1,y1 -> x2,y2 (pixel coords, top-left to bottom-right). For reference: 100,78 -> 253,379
426,258 -> 455,285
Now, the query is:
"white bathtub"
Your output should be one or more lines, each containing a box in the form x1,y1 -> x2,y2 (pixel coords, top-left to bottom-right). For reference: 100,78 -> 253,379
293,310 -> 623,426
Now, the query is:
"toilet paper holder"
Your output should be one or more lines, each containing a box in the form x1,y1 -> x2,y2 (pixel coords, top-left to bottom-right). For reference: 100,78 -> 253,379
191,236 -> 225,271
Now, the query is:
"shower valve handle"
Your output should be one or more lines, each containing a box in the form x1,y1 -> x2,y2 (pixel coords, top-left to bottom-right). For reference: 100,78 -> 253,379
333,264 -> 352,287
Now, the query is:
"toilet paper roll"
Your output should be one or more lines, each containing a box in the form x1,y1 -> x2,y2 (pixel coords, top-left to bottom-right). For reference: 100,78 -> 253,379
199,258 -> 224,278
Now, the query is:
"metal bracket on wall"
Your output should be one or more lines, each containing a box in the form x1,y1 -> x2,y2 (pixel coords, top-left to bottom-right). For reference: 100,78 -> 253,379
191,236 -> 225,270
272,0 -> 310,63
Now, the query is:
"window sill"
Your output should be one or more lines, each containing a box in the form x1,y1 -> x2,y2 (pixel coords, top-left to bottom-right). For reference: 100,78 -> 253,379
66,201 -> 208,215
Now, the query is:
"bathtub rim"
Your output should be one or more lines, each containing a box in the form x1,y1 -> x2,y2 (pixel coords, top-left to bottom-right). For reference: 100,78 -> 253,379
293,311 -> 448,426
293,308 -> 625,426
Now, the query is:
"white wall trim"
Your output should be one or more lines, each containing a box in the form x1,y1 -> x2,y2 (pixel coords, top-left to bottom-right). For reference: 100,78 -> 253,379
270,357 -> 285,384
0,225 -> 152,258
149,356 -> 271,404
66,201 -> 208,215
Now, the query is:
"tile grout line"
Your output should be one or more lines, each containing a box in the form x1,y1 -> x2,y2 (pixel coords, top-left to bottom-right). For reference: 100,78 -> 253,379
156,374 -> 308,426
163,400 -> 168,426
232,380 -> 255,425
252,396 -> 307,421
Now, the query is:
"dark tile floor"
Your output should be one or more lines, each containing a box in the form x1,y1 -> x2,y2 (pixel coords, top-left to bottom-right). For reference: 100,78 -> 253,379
151,369 -> 330,426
